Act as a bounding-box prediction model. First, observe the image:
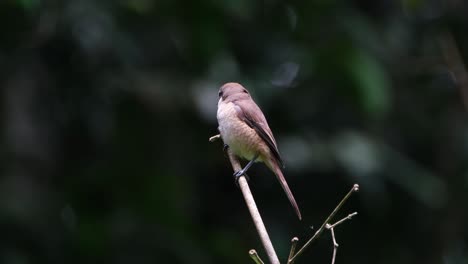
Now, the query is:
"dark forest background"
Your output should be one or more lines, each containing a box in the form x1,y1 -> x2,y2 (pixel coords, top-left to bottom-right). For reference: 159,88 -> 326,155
1,0 -> 467,263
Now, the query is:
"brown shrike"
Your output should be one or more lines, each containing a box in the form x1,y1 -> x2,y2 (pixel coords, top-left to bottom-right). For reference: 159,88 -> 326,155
217,82 -> 302,220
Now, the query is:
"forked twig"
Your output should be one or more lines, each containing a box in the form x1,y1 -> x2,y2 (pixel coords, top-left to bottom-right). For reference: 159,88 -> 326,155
212,134 -> 359,264
327,225 -> 338,264
328,212 -> 358,229
288,184 -> 359,263
325,212 -> 357,264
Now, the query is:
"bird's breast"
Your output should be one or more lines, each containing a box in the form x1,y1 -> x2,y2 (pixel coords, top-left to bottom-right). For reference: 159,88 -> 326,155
217,101 -> 267,161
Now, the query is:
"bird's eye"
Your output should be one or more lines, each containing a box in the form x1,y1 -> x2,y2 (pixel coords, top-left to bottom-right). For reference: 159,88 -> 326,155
218,91 -> 223,97
243,89 -> 248,93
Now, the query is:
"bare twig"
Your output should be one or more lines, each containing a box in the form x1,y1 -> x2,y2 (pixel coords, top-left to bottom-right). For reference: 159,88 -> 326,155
287,237 -> 299,262
328,212 -> 358,229
249,249 -> 265,264
228,150 -> 280,264
325,212 -> 357,264
210,135 -> 280,264
288,184 -> 359,263
327,225 -> 339,264
209,134 -> 221,142
211,134 -> 359,264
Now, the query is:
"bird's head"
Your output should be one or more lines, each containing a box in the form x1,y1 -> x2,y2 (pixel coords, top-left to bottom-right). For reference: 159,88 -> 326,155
218,82 -> 251,102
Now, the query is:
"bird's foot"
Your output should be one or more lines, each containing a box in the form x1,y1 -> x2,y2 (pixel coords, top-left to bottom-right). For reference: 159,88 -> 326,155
233,170 -> 250,187
233,169 -> 245,178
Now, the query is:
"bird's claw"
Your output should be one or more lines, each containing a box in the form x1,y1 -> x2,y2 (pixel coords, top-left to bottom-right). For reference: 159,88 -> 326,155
233,170 -> 249,187
233,169 -> 245,178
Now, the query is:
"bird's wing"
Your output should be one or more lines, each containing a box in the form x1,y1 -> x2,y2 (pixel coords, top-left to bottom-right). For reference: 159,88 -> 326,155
233,100 -> 284,167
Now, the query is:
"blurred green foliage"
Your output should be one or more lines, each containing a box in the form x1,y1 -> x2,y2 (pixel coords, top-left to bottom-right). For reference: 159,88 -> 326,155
0,0 -> 467,263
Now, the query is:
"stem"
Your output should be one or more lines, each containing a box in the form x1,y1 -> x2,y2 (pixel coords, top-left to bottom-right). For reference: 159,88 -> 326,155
249,249 -> 265,264
288,184 -> 359,263
328,212 -> 358,229
287,237 -> 299,263
227,148 -> 280,264
329,226 -> 338,264
209,134 -> 221,142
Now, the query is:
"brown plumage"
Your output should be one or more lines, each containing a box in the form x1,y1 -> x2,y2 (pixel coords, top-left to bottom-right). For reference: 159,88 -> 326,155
217,82 -> 302,220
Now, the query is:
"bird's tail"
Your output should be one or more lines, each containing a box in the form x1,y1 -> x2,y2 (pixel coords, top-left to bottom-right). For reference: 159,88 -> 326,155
268,160 -> 302,220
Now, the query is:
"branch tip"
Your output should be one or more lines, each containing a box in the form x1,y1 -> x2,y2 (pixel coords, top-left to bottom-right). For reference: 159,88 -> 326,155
288,237 -> 300,263
288,183 -> 359,263
209,134 -> 221,142
249,249 -> 265,264
353,184 -> 359,192
329,212 -> 358,229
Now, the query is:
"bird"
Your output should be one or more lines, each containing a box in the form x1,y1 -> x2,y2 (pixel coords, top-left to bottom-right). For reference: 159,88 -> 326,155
216,82 -> 302,220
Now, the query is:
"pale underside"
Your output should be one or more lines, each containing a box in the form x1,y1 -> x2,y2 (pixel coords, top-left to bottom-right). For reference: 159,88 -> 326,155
216,95 -> 302,219
217,101 -> 271,163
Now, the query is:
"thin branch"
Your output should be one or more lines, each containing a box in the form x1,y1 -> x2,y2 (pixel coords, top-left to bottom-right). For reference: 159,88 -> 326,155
210,135 -> 280,264
209,134 -> 221,142
288,184 -> 359,263
228,150 -> 280,264
327,225 -> 338,247
249,249 -> 265,264
327,225 -> 338,264
328,212 -> 358,229
287,237 -> 299,262
325,212 -> 357,264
